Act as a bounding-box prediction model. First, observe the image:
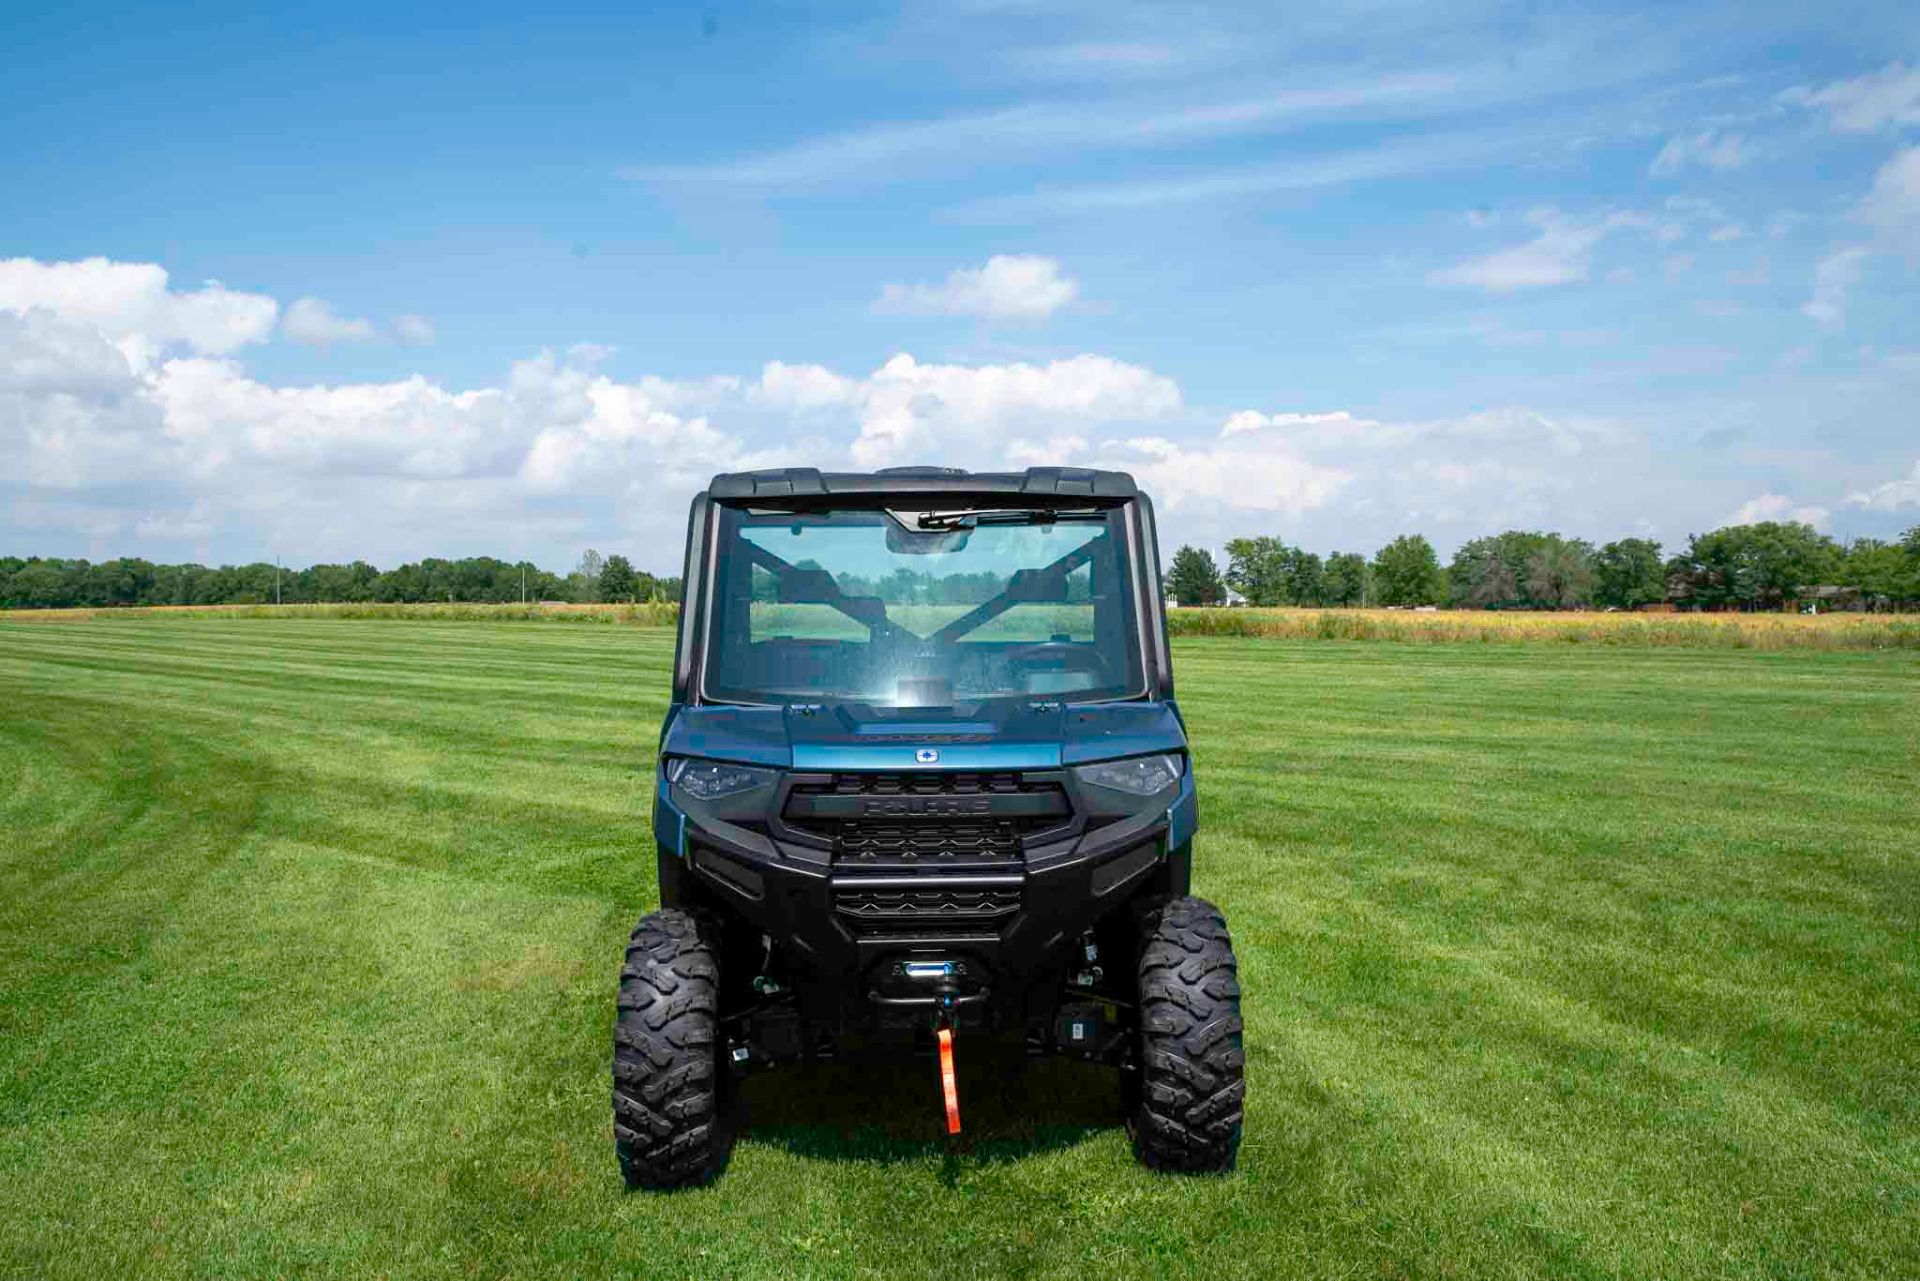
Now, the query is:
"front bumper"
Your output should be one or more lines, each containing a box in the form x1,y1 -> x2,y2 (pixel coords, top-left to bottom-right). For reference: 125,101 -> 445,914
653,767 -> 1196,985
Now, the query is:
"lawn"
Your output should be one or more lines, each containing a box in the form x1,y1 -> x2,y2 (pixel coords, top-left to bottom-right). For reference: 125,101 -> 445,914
1,619 -> 1915,1280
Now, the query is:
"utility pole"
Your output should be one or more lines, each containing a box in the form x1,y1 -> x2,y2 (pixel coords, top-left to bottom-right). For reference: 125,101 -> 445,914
520,563 -> 527,604
275,555 -> 282,605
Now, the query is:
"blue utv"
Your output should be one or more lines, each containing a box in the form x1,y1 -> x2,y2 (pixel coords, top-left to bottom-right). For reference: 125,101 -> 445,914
614,466 -> 1244,1187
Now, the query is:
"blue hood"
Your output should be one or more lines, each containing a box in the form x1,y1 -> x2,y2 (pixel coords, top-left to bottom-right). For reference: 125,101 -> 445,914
661,698 -> 1186,772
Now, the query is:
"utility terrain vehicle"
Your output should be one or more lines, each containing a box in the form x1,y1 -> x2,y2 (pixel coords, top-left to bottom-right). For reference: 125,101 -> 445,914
613,466 -> 1243,1187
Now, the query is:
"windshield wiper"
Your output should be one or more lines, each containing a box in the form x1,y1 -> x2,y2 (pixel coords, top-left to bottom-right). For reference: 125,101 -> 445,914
913,507 -> 1101,531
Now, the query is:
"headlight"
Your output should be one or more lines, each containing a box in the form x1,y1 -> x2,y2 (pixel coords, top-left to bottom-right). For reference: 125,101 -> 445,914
666,757 -> 776,800
1075,753 -> 1183,797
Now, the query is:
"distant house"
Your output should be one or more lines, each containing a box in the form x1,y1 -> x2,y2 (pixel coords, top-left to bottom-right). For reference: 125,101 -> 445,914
1791,585 -> 1861,614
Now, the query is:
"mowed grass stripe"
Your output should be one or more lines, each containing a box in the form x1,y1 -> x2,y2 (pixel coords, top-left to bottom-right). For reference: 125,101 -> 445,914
1180,639 -> 1917,1275
1,620 -> 1915,1279
0,621 -> 673,716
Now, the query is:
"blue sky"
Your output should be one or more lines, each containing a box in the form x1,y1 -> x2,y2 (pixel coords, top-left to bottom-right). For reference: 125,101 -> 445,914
3,0 -> 1917,573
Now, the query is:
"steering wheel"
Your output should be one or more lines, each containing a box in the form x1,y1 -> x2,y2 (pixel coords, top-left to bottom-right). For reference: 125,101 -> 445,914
1005,639 -> 1107,679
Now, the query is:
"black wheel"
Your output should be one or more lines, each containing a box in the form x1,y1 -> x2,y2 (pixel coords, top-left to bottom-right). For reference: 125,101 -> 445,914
612,908 -> 731,1189
1128,896 -> 1245,1173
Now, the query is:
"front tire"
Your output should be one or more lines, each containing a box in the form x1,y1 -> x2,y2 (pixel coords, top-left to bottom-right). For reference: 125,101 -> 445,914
612,908 -> 731,1189
1129,896 -> 1245,1173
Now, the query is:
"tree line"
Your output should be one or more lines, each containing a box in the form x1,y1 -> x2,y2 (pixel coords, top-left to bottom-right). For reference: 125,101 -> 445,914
755,562 -> 1093,606
1163,522 -> 1920,612
12,522 -> 1920,614
0,549 -> 681,611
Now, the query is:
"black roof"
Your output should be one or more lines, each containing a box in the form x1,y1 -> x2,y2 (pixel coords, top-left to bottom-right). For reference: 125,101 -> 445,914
706,465 -> 1139,502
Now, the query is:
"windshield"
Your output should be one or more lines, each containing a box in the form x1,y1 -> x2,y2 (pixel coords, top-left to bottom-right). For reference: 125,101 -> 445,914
702,504 -> 1145,707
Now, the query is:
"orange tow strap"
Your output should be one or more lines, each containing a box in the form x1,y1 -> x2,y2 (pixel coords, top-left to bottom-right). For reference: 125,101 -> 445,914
937,1025 -> 961,1134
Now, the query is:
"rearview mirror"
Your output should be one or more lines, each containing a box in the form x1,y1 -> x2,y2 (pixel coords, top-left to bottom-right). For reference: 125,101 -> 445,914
883,512 -> 971,555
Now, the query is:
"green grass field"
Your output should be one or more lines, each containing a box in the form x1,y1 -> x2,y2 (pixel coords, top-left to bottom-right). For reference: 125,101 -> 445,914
2,620 -> 1915,1280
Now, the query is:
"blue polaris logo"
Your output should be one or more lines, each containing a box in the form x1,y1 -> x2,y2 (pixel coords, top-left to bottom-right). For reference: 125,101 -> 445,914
915,748 -> 940,764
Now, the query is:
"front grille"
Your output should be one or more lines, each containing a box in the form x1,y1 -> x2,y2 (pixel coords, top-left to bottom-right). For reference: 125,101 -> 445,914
788,769 -> 1070,934
835,882 -> 1022,922
784,770 -> 1069,864
837,821 -> 1020,862
787,772 -> 1075,852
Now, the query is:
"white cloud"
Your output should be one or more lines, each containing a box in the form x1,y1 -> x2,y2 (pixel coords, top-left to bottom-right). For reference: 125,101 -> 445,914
1429,209 -> 1640,293
1783,63 -> 1920,132
1845,460 -> 1920,511
512,352 -> 772,494
706,352 -> 1178,469
151,357 -> 512,479
1322,405 -> 1592,458
753,351 -> 1180,469
0,307 -> 136,397
392,314 -> 436,346
628,370 -> 744,413
848,352 -> 1179,466
1093,433 -> 1350,514
1802,246 -> 1870,328
875,255 -> 1080,321
281,297 -> 377,347
755,360 -> 860,410
1005,434 -> 1089,466
0,262 -> 778,559
0,260 -> 1195,560
1861,147 -> 1920,263
8,247 -> 1909,572
1220,409 -> 1364,437
1649,129 -> 1751,177
1088,404 -> 1607,530
1723,493 -> 1830,530
0,309 -> 164,489
0,256 -> 277,369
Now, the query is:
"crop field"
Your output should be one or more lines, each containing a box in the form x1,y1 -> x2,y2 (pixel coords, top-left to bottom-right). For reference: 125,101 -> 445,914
1,619 -> 1915,1279
7,600 -> 1918,652
1166,605 -> 1920,650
